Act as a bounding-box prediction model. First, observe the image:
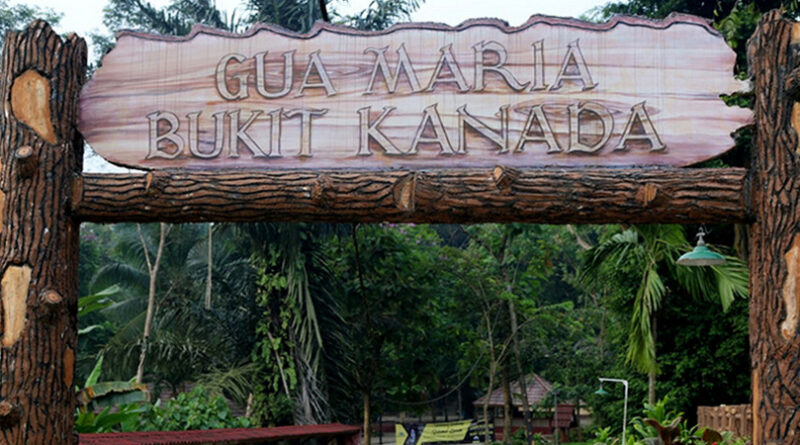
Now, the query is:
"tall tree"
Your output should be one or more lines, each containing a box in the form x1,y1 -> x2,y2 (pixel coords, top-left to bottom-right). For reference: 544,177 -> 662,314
135,223 -> 171,383
326,224 -> 465,441
242,223 -> 339,425
340,0 -> 420,30
0,0 -> 61,50
579,225 -> 748,404
103,0 -> 241,35
590,0 -> 795,20
87,223 -> 256,396
93,0 -> 427,429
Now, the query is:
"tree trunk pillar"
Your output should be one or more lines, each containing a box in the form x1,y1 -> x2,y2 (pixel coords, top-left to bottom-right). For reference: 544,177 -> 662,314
748,10 -> 800,445
0,21 -> 87,444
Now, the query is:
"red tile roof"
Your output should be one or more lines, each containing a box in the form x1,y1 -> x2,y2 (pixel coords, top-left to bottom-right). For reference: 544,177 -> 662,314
79,423 -> 361,445
473,374 -> 554,408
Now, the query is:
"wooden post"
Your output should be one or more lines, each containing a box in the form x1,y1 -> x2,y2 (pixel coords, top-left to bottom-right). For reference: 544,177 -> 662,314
748,10 -> 800,445
0,21 -> 87,444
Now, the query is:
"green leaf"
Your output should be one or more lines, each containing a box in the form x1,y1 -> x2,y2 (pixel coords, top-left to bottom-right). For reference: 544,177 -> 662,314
78,324 -> 107,336
85,355 -> 104,388
78,285 -> 120,318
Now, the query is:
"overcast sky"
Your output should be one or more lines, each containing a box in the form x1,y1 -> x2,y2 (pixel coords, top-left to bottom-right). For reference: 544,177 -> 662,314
7,0 -> 608,171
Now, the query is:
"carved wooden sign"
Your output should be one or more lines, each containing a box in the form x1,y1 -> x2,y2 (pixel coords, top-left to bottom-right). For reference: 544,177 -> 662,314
79,14 -> 751,170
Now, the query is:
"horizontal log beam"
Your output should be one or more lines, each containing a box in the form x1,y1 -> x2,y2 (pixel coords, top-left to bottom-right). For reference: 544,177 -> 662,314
72,167 -> 751,224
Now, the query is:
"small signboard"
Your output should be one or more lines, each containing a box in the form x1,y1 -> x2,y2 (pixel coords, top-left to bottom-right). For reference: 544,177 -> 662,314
79,14 -> 751,170
395,420 -> 473,445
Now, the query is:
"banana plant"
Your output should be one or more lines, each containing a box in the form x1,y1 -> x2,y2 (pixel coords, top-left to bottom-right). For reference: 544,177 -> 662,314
74,355 -> 150,433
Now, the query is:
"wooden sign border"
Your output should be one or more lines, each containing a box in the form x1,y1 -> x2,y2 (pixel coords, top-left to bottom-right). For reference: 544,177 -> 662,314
80,12 -> 750,171
115,12 -> 721,42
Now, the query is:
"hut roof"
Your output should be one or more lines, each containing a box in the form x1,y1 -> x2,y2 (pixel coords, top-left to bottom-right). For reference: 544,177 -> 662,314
472,374 -> 554,408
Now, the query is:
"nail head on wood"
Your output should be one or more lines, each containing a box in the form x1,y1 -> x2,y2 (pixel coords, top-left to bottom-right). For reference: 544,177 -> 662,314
40,289 -> 63,306
313,175 -> 332,206
0,401 -> 21,427
14,145 -> 36,177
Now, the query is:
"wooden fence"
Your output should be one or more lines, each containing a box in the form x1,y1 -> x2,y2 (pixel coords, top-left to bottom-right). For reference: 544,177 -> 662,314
697,404 -> 752,439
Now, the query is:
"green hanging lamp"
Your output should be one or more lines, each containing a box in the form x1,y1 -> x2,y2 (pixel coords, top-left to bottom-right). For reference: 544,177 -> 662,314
594,384 -> 608,396
677,230 -> 726,266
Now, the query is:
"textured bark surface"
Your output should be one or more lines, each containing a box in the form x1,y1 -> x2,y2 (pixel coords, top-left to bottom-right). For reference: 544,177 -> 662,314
0,21 -> 86,444
73,167 -> 749,224
747,11 -> 800,445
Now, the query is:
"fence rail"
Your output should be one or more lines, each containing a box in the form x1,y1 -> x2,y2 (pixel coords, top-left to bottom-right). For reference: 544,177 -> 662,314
697,404 -> 752,439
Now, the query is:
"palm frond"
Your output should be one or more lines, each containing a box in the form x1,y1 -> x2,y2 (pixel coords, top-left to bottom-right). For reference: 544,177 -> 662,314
90,262 -> 148,295
672,252 -> 749,311
626,265 -> 662,373
196,362 -> 259,406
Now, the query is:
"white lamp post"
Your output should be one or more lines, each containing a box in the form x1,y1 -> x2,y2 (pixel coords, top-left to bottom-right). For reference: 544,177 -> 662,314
595,378 -> 629,445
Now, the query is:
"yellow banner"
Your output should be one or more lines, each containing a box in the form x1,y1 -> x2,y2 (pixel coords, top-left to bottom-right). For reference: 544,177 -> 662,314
396,420 -> 473,445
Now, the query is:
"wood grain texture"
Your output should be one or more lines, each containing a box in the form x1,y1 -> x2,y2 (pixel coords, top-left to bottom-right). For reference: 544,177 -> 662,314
747,10 -> 800,445
0,265 -> 31,347
73,167 -> 749,224
0,21 -> 86,445
11,70 -> 56,144
79,13 -> 751,170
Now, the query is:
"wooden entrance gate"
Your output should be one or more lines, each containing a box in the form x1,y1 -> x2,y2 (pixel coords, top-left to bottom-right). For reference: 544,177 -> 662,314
0,10 -> 798,445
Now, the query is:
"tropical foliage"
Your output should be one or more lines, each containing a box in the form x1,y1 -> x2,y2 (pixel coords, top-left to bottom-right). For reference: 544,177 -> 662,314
579,225 -> 748,403
593,397 -> 748,445
76,219 -> 752,437
60,0 -> 767,441
0,0 -> 60,49
138,386 -> 251,431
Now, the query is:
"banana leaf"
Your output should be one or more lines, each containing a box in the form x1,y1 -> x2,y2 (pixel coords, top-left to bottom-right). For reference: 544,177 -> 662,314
77,380 -> 149,408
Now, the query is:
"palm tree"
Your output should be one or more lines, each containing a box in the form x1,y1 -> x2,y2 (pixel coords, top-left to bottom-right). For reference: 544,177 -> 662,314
232,222 -> 344,425
579,225 -> 748,404
87,223 -> 256,396
94,0 -> 425,427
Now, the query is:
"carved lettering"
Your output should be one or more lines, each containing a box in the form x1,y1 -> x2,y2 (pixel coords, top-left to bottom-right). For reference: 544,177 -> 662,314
410,104 -> 459,154
267,108 -> 283,157
549,39 -> 597,91
364,44 -> 422,94
473,41 -> 528,92
515,105 -> 561,153
255,50 -> 294,99
426,44 -> 470,93
284,108 -> 328,156
357,106 -> 404,155
227,110 -> 267,158
187,111 -> 225,159
147,111 -> 184,159
615,101 -> 666,151
457,104 -> 510,153
297,50 -> 337,97
568,102 -> 614,153
530,40 -> 547,91
215,53 -> 249,100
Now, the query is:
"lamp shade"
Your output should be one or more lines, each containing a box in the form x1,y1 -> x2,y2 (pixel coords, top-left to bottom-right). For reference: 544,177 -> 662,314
594,387 -> 608,396
677,231 -> 726,266
676,243 -> 726,266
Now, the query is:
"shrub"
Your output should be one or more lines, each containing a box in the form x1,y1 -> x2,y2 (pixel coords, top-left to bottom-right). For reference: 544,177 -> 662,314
139,386 -> 250,431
